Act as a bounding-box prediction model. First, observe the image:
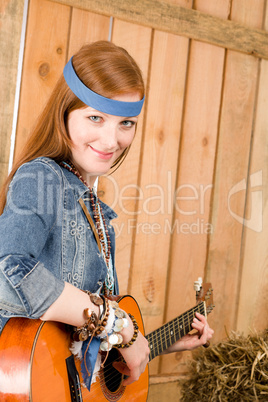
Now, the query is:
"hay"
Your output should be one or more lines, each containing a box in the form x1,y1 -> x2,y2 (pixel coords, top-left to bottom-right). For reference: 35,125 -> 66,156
180,329 -> 268,401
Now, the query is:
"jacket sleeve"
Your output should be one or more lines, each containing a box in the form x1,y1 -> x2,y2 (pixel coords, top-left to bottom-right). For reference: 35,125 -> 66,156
0,161 -> 65,318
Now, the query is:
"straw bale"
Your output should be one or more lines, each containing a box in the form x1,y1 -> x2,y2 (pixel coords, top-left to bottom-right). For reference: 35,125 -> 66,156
180,329 -> 268,401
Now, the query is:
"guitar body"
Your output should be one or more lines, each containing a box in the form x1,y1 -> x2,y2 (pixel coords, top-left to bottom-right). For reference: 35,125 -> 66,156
0,295 -> 149,402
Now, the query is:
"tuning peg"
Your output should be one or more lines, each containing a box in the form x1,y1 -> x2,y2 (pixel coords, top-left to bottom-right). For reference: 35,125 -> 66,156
194,277 -> 203,292
207,305 -> 215,312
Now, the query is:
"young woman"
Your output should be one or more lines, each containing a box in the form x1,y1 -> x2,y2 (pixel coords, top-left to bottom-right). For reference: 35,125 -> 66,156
0,41 -> 213,387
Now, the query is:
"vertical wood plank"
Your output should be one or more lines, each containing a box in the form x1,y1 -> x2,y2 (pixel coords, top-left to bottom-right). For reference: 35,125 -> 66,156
14,0 -> 71,159
68,8 -> 111,57
0,0 -> 24,186
236,7 -> 268,334
160,0 -> 230,375
129,31 -> 190,375
98,19 -> 152,294
206,0 -> 265,342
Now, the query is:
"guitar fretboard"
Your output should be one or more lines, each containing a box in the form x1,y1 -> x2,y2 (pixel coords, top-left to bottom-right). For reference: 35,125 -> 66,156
146,301 -> 206,361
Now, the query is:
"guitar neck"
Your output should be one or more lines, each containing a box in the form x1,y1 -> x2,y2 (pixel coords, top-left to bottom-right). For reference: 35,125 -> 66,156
145,301 -> 206,361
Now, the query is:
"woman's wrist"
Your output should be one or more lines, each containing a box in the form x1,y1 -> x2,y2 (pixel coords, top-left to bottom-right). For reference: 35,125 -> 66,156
40,282 -> 101,326
72,292 -> 107,341
69,291 -> 139,352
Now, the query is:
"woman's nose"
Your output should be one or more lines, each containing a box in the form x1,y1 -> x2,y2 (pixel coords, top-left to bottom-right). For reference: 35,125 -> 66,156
100,124 -> 118,150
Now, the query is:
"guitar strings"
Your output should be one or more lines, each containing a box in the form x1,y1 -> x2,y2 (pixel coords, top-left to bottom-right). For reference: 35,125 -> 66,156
147,303 -> 206,358
147,304 -> 205,344
92,303 -> 205,387
86,313 -> 199,395
82,302 -> 206,392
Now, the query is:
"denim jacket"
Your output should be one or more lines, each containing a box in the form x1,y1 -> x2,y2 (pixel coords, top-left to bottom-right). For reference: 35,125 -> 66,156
0,157 -> 118,333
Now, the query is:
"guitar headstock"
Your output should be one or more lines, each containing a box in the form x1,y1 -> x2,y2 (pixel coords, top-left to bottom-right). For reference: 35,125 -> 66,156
194,278 -> 215,315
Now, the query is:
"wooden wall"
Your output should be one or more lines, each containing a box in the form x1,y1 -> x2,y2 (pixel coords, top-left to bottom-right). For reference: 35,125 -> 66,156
1,0 -> 268,384
0,0 -> 24,184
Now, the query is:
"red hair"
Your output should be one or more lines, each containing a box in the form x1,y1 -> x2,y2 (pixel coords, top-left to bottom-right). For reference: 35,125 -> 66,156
0,41 -> 144,213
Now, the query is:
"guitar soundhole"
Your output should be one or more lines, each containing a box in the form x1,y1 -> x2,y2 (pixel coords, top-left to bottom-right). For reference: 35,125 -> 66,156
100,348 -> 126,400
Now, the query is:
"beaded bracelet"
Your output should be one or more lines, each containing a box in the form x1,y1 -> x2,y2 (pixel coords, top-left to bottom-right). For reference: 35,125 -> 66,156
72,292 -> 110,342
72,309 -> 99,342
72,291 -> 139,351
100,311 -> 139,351
115,314 -> 139,349
99,301 -> 129,351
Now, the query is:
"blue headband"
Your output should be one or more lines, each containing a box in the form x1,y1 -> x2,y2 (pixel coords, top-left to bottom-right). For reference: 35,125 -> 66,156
63,57 -> 145,117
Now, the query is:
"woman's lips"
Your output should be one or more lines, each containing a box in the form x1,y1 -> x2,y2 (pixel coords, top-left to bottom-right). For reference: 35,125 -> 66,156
89,145 -> 114,160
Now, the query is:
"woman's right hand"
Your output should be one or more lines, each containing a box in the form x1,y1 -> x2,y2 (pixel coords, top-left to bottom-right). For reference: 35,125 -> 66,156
112,315 -> 150,386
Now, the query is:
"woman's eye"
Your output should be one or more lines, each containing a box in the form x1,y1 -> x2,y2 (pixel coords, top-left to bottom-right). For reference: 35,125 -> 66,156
89,116 -> 101,122
121,120 -> 136,128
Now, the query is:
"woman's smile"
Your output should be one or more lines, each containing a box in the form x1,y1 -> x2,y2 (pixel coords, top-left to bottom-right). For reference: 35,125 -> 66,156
88,144 -> 115,160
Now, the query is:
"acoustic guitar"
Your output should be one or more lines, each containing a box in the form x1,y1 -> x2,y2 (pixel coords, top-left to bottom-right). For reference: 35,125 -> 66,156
0,280 -> 214,401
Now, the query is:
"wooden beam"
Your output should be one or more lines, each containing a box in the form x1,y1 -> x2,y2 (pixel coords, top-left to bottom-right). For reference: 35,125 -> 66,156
50,0 -> 268,60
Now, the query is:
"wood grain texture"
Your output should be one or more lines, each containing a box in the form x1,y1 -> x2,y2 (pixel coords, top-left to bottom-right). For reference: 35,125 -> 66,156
0,0 -> 24,187
49,0 -> 268,59
236,7 -> 268,334
68,8 -> 111,57
206,0 -> 265,341
128,30 -> 190,375
160,0 -> 230,375
14,0 -> 71,160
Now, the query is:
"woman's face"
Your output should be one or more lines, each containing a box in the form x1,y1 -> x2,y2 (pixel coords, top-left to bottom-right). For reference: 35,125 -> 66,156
67,93 -> 140,187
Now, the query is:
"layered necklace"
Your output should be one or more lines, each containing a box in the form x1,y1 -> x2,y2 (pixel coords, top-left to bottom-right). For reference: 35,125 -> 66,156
60,161 -> 113,295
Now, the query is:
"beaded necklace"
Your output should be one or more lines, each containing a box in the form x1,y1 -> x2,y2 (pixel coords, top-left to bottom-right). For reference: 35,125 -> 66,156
60,161 -> 113,295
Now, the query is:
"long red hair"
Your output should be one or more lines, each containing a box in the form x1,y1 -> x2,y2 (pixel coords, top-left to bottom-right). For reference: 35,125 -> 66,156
0,41 -> 144,213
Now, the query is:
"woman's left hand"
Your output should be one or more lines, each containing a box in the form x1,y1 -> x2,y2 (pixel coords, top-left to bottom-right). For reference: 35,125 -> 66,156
162,312 -> 214,354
